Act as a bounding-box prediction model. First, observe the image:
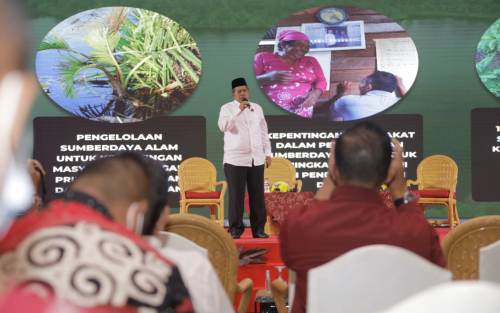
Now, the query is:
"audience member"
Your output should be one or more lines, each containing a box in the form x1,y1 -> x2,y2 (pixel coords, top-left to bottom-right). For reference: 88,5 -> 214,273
0,153 -> 194,313
280,121 -> 445,313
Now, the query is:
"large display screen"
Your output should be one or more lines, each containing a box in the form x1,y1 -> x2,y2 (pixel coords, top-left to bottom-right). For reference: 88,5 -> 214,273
33,116 -> 206,204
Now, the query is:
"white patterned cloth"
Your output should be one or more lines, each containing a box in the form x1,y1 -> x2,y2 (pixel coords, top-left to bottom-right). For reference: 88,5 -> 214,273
149,237 -> 235,313
0,200 -> 194,313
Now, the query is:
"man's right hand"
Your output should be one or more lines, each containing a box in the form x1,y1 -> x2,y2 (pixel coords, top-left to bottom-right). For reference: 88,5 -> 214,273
315,173 -> 336,200
315,142 -> 337,200
239,100 -> 250,111
385,139 -> 407,200
337,80 -> 355,96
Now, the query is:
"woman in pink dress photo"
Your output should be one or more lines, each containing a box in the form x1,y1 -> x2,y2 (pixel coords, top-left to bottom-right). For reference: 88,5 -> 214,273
254,30 -> 327,118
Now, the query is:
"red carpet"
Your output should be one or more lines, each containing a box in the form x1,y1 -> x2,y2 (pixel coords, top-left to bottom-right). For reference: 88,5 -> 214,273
235,228 -> 287,313
234,226 -> 451,313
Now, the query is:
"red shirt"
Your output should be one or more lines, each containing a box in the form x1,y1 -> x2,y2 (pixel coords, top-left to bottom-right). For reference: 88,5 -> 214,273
0,199 -> 194,313
280,185 -> 445,313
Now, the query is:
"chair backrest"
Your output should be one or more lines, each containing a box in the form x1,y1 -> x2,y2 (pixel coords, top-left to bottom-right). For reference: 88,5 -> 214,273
157,231 -> 208,256
264,157 -> 299,190
382,281 -> 500,313
416,155 -> 458,190
178,157 -> 217,193
443,216 -> 500,279
481,240 -> 500,284
307,244 -> 451,313
164,214 -> 239,301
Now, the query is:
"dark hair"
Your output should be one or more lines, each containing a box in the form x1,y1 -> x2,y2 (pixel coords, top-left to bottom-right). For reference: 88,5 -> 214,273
365,71 -> 397,93
334,121 -> 392,186
231,77 -> 247,90
73,152 -> 168,235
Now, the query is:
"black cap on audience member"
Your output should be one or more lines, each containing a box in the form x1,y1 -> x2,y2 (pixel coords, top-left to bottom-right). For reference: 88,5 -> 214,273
231,77 -> 247,89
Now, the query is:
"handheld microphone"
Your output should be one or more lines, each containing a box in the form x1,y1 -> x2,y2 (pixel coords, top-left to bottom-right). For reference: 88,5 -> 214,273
242,98 -> 254,112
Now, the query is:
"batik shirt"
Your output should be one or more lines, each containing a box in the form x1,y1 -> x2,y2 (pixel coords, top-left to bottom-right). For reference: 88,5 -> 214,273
254,52 -> 327,118
0,199 -> 195,313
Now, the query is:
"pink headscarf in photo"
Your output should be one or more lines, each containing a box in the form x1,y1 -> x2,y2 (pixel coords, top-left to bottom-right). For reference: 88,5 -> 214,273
277,30 -> 309,42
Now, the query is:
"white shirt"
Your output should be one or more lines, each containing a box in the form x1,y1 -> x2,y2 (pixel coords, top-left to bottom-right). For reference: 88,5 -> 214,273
218,100 -> 272,166
148,237 -> 235,313
330,90 -> 399,121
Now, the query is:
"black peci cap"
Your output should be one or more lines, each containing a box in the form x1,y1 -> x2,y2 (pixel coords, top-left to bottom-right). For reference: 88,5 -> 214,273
231,77 -> 247,89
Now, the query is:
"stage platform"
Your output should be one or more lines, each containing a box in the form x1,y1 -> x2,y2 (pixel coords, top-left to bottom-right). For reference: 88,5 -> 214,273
234,228 -> 286,313
234,226 -> 450,313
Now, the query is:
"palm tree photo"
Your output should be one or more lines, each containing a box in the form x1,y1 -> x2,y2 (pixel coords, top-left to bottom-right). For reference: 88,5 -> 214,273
36,7 -> 202,122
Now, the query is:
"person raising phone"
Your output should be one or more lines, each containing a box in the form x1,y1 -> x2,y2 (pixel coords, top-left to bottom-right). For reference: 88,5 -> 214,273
279,121 -> 445,313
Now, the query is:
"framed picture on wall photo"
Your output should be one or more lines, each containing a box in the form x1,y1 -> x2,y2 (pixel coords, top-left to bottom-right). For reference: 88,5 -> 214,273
301,21 -> 366,51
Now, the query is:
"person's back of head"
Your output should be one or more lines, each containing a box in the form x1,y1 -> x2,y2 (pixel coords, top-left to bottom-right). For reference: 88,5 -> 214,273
334,121 -> 391,188
366,71 -> 397,93
69,152 -> 168,235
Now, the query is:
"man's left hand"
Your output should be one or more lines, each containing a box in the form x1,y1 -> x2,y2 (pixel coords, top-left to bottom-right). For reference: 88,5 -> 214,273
385,139 -> 407,200
265,156 -> 272,168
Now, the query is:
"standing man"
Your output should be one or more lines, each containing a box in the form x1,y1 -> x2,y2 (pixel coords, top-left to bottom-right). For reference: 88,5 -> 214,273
218,77 -> 272,239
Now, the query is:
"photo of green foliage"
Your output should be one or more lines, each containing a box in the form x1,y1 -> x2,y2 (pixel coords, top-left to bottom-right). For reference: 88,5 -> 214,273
475,18 -> 500,98
36,7 -> 202,122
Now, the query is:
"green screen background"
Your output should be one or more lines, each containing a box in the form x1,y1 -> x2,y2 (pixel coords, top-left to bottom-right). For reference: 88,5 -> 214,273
26,0 -> 500,218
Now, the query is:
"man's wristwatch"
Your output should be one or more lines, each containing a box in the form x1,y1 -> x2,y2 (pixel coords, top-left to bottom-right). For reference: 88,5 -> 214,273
393,191 -> 417,208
